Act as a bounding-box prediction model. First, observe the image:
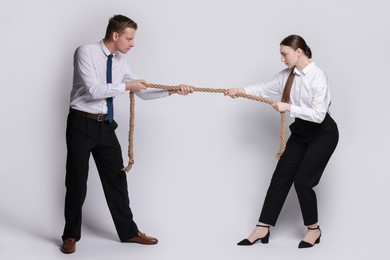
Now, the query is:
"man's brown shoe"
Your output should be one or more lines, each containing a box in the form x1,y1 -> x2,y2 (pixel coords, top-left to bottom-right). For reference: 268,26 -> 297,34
127,232 -> 158,245
61,238 -> 76,254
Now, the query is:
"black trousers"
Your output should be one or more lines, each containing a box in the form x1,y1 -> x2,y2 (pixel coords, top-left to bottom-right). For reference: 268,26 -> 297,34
62,112 -> 138,242
259,113 -> 339,226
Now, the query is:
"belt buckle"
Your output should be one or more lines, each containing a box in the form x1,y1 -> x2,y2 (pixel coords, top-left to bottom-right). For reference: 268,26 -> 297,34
97,114 -> 106,121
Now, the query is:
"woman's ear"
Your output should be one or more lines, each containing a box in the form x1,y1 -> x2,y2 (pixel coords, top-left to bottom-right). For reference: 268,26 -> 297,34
296,48 -> 303,56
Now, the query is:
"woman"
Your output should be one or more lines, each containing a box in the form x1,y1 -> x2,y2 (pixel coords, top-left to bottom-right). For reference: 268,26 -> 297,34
225,34 -> 339,248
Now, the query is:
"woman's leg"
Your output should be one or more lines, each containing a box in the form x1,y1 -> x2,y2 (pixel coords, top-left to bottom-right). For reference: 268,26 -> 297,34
242,137 -> 308,242
294,118 -> 338,245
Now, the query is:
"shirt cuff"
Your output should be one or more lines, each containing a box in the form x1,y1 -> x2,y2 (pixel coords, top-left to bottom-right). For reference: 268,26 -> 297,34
290,104 -> 300,118
119,83 -> 126,94
243,84 -> 259,96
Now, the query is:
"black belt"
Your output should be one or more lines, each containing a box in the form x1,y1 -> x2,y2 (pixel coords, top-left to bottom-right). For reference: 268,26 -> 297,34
70,108 -> 107,121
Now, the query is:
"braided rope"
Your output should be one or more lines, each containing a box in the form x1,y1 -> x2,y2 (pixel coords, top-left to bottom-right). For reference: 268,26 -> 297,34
122,92 -> 135,172
122,83 -> 286,173
145,83 -> 274,105
276,112 -> 287,159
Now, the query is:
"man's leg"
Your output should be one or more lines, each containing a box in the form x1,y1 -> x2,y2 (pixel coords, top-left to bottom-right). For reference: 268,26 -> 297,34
92,121 -> 139,242
62,114 -> 97,241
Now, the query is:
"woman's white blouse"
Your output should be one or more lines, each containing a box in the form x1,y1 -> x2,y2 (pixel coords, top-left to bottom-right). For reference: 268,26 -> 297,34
244,62 -> 331,123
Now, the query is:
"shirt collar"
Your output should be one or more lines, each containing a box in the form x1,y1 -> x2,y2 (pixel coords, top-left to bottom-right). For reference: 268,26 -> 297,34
99,40 -> 115,57
293,61 -> 315,76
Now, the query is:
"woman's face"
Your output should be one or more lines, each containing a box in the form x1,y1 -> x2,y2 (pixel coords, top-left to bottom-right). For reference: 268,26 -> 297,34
280,45 -> 300,68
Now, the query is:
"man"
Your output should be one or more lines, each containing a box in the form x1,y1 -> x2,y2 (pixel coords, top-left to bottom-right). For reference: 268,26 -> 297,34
61,14 -> 193,254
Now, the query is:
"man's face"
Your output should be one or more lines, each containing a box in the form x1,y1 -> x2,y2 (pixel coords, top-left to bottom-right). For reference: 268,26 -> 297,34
114,27 -> 136,54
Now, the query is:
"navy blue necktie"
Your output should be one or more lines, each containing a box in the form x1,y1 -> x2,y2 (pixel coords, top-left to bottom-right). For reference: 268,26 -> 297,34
106,54 -> 114,123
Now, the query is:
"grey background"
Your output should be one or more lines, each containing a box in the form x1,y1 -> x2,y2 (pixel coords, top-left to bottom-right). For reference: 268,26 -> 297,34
1,0 -> 389,259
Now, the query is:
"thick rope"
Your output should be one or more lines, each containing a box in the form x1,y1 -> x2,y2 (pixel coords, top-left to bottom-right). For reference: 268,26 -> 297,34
276,112 -> 287,159
122,83 -> 287,173
122,92 -> 135,172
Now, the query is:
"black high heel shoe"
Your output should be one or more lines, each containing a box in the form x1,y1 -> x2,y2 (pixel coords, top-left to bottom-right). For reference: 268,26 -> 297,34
298,226 -> 321,248
237,224 -> 270,246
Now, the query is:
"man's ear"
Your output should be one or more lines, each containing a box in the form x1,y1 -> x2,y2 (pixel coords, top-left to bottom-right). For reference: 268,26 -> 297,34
112,32 -> 119,41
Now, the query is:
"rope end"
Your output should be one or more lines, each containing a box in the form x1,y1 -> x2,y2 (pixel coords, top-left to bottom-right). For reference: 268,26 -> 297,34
275,149 -> 285,160
121,160 -> 135,173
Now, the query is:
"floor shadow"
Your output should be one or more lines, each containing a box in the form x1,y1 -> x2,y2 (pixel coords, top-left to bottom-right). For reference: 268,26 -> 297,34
82,220 -> 118,241
0,210 -> 61,245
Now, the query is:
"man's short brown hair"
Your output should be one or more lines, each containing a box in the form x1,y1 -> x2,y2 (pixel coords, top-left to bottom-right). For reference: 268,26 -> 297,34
104,15 -> 137,40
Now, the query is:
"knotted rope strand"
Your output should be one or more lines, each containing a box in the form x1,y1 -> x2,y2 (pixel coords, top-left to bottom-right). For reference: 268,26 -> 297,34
122,83 -> 287,173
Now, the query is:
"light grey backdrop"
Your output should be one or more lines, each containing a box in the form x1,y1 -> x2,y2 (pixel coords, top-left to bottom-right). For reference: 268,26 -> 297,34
1,0 -> 389,259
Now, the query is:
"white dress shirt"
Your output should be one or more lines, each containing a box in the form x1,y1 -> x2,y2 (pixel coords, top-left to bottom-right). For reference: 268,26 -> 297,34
244,62 -> 331,123
70,41 -> 169,114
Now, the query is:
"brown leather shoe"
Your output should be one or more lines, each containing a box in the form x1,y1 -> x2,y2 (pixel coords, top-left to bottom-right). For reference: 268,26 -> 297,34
61,238 -> 76,254
127,232 -> 158,245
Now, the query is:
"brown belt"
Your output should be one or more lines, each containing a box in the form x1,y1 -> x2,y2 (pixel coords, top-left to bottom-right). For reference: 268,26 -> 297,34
70,108 -> 107,121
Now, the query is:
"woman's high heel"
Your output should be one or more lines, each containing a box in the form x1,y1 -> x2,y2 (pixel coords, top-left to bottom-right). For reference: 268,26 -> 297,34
237,224 -> 270,246
298,226 -> 321,249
